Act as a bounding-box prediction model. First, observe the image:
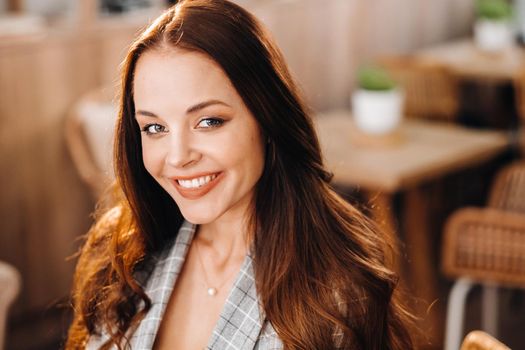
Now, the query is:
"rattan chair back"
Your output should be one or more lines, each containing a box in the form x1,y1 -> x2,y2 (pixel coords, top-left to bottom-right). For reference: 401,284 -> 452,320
65,86 -> 117,198
442,207 -> 525,287
379,55 -> 459,122
488,161 -> 525,213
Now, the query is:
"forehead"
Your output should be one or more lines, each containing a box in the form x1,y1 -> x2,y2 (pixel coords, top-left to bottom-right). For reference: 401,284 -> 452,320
133,48 -> 240,108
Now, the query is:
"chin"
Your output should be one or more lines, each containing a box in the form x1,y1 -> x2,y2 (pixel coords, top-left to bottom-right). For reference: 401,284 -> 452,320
177,207 -> 220,225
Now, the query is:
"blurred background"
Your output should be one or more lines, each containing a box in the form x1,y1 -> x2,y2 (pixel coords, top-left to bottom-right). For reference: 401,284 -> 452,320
0,0 -> 524,349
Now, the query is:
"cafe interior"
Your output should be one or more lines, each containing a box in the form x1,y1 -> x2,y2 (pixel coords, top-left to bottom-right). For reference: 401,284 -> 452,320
1,0 -> 525,349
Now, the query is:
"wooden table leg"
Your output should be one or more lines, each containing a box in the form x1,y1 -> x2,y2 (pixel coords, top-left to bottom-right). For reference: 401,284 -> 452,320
404,187 -> 443,349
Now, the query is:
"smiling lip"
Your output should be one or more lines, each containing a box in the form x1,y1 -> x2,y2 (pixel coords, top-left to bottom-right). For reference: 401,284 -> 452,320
171,172 -> 223,199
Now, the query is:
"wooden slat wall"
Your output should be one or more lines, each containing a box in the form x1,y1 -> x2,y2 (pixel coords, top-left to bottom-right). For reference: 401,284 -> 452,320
0,18 -> 146,349
246,0 -> 475,111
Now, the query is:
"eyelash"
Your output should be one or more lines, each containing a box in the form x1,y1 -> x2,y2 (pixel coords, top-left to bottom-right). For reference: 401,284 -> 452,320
140,117 -> 226,136
196,117 -> 225,129
141,123 -> 167,135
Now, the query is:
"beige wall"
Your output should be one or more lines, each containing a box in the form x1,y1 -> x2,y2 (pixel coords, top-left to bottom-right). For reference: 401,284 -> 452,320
246,0 -> 474,110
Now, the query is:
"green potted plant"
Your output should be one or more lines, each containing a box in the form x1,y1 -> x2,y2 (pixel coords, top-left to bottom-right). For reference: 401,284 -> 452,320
474,0 -> 514,52
351,66 -> 403,135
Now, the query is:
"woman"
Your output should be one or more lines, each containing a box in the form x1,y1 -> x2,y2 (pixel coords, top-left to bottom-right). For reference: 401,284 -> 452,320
67,0 -> 414,349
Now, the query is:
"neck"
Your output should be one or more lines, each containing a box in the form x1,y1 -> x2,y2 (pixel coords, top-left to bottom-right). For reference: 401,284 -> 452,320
196,214 -> 251,262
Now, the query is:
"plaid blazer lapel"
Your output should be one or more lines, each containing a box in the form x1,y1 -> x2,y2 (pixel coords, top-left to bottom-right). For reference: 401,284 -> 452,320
87,221 -> 282,349
128,221 -> 196,349
206,253 -> 267,350
85,221 -> 196,350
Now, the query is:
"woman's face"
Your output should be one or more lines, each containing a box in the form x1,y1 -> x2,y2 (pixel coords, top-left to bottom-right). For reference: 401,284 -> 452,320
133,48 -> 265,225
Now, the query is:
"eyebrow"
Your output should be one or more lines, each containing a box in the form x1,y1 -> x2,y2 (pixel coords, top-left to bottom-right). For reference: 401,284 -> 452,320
135,99 -> 231,118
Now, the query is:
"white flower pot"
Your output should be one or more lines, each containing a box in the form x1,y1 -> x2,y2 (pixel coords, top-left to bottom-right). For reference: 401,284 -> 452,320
352,89 -> 403,135
474,19 -> 514,52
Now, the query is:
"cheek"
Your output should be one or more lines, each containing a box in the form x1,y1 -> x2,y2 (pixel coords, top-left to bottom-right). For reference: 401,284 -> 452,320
141,140 -> 164,176
220,128 -> 264,168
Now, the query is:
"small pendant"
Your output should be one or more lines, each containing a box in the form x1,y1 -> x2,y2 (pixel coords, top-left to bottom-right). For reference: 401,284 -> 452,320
207,287 -> 218,296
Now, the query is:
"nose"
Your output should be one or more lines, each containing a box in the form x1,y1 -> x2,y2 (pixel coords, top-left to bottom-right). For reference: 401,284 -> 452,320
164,131 -> 200,168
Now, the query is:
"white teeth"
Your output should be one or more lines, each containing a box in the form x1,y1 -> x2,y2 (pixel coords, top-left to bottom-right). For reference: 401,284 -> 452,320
180,180 -> 191,188
177,174 -> 217,189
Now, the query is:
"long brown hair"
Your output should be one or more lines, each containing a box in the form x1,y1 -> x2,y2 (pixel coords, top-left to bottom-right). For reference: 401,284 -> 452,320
67,1 -> 415,349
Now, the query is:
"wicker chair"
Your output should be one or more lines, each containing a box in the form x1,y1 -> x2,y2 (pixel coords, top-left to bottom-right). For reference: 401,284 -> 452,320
460,330 -> 510,350
378,55 -> 459,122
488,161 -> 525,213
0,261 -> 21,350
65,86 -> 117,198
442,160 -> 525,350
442,207 -> 525,350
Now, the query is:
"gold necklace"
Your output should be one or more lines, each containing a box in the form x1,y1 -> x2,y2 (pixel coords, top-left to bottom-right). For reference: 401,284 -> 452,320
194,240 -> 239,297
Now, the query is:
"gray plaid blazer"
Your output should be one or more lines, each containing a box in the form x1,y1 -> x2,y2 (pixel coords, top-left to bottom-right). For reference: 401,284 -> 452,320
86,221 -> 283,349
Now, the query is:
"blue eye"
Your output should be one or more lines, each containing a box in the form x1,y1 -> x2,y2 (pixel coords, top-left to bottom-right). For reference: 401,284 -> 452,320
197,117 -> 225,129
141,123 -> 167,135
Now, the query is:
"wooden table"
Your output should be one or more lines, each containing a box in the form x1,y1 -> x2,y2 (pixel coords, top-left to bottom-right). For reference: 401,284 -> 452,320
314,110 -> 510,347
417,38 -> 525,82
417,39 -> 525,130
